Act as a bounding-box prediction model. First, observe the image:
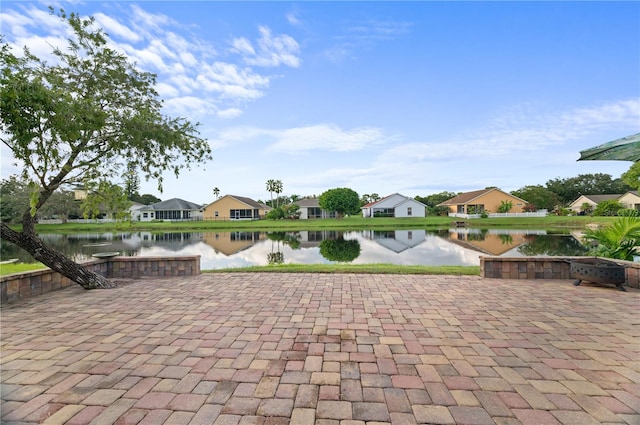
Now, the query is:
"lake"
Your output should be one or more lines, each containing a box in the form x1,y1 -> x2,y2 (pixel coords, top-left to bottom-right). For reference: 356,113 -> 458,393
1,228 -> 590,270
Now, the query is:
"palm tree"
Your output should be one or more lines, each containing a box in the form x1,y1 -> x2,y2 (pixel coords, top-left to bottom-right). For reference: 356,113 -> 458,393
213,187 -> 220,199
266,179 -> 277,207
274,180 -> 283,208
584,216 -> 640,260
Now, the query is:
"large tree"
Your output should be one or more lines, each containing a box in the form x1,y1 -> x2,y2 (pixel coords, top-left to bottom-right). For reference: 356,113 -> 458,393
123,163 -> 141,200
545,173 -> 631,205
510,185 -> 561,211
0,9 -> 211,289
621,162 -> 640,191
318,188 -> 360,218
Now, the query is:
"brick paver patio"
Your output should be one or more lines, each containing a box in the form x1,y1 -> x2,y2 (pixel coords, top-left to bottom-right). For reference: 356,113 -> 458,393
1,273 -> 638,424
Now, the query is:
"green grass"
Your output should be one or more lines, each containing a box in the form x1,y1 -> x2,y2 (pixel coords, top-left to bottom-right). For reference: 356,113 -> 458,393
21,215 -> 619,234
206,264 -> 480,275
0,262 -> 48,276
0,261 -> 478,277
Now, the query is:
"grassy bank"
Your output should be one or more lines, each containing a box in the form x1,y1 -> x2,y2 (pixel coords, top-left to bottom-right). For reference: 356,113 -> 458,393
0,262 -> 48,276
27,215 -> 616,234
0,261 -> 478,277
207,264 -> 480,275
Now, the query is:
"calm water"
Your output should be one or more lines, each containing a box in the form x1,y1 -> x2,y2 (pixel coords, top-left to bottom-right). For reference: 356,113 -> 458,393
1,228 -> 589,269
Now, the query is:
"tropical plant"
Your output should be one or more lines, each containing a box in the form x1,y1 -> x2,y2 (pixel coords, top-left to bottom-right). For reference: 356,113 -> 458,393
273,180 -> 283,207
593,200 -> 623,216
580,202 -> 593,215
213,187 -> 220,199
583,216 -> 640,260
0,9 -> 211,289
266,179 -> 277,206
618,208 -> 639,217
497,200 -> 513,213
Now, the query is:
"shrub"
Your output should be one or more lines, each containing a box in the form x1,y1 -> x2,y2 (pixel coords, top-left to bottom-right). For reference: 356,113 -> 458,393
618,208 -> 639,217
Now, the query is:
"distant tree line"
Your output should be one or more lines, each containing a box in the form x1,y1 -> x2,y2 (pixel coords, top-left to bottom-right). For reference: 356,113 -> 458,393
0,174 -> 161,225
3,171 -> 635,224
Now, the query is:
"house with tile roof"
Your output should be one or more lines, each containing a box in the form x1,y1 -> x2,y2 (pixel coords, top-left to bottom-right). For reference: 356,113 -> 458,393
138,198 -> 203,221
202,195 -> 270,220
361,193 -> 427,218
438,188 -> 528,216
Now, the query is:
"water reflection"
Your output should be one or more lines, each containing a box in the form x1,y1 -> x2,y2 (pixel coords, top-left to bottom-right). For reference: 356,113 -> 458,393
1,228 -> 589,269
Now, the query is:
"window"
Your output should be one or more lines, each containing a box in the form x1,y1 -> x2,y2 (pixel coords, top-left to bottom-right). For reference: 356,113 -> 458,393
407,207 -> 412,216
215,211 -> 219,217
308,207 -> 322,219
230,209 -> 255,219
143,213 -> 148,218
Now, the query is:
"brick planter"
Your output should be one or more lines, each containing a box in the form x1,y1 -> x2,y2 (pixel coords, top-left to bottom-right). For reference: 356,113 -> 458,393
480,256 -> 640,289
1,256 -> 200,303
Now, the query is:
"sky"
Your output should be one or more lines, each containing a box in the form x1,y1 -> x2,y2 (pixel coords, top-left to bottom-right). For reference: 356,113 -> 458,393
1,1 -> 639,205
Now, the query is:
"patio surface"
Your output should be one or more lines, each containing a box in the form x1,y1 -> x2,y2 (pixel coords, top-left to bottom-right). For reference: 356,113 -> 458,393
1,273 -> 639,425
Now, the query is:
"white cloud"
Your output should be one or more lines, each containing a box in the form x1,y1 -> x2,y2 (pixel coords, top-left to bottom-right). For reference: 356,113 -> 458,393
94,13 -> 141,42
236,26 -> 301,68
217,108 -> 243,119
2,4 -> 304,122
155,82 -> 180,98
286,10 -> 302,27
268,124 -> 388,153
230,37 -> 255,55
325,18 -> 412,62
561,99 -> 640,130
130,4 -> 175,33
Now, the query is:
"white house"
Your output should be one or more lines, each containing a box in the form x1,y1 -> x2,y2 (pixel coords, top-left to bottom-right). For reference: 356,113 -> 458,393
296,198 -> 336,219
129,202 -> 146,221
361,193 -> 427,218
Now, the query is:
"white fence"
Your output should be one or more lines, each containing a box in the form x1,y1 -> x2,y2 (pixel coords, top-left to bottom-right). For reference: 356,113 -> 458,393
448,210 -> 548,219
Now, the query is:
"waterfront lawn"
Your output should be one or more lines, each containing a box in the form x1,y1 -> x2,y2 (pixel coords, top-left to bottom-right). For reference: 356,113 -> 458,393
0,262 -> 48,276
29,215 -> 618,233
207,264 -> 480,275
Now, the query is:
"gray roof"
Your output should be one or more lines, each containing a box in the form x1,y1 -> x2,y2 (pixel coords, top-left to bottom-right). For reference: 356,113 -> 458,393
578,194 -> 622,203
295,198 -> 320,207
228,195 -> 264,209
144,198 -> 202,211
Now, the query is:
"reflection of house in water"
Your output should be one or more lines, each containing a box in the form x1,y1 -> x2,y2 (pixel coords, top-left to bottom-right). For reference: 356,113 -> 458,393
202,232 -> 264,255
361,230 -> 426,253
445,228 -> 546,255
117,232 -> 204,251
297,231 -> 340,247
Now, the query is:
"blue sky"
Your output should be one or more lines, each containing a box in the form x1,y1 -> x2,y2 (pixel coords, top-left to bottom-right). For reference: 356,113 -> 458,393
1,1 -> 639,205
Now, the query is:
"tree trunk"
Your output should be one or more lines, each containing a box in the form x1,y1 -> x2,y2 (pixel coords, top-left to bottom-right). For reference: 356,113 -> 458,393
1,222 -> 116,289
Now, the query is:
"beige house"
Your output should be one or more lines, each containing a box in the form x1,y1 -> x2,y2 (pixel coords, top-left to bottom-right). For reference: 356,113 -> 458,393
569,191 -> 640,213
202,231 -> 265,255
202,195 -> 269,220
438,188 -> 528,215
568,194 -> 621,214
617,191 -> 640,210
